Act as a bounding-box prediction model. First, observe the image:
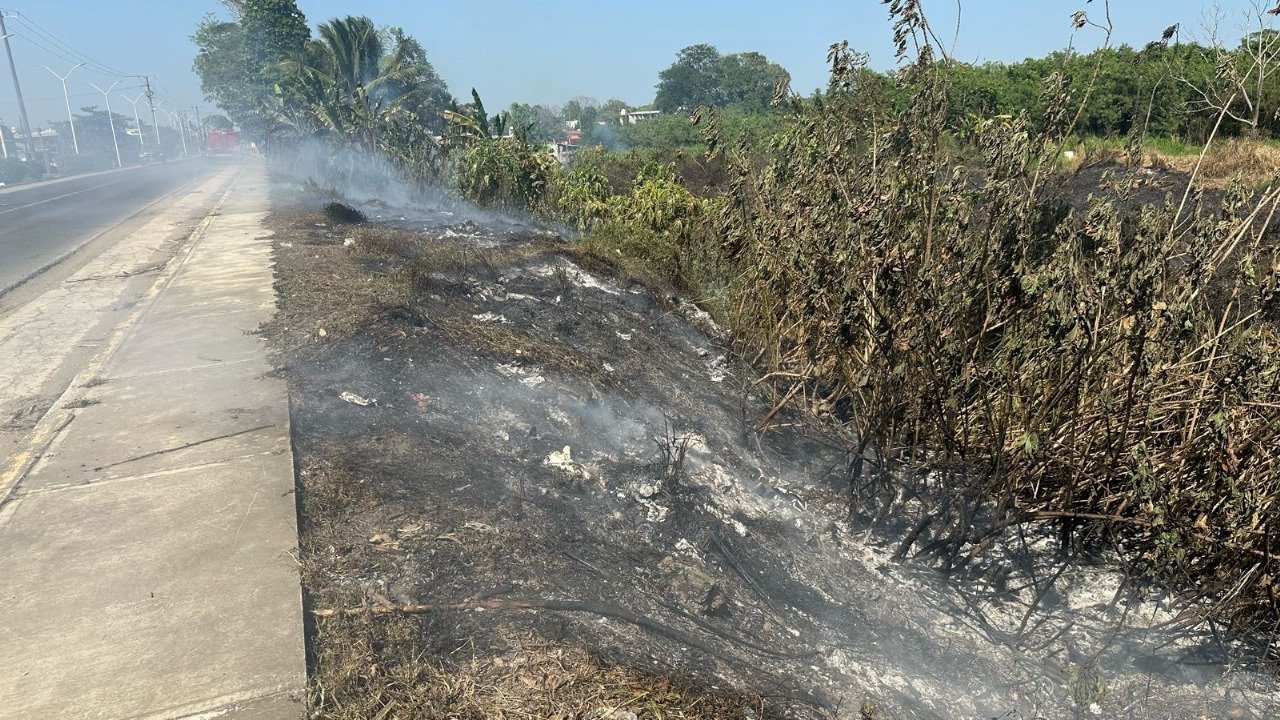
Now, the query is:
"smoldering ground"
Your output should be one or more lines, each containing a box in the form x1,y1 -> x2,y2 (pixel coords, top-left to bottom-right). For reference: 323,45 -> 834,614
263,154 -> 1280,718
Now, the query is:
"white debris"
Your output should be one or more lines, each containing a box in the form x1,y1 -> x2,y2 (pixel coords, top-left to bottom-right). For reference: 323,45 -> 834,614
603,362 -> 615,373
496,362 -> 522,377
472,312 -> 510,324
528,260 -> 622,295
520,374 -> 546,388
642,500 -> 670,523
544,446 -> 588,480
616,330 -> 633,341
707,355 -> 728,383
339,391 -> 375,406
635,482 -> 661,499
343,237 -> 355,247
679,300 -> 724,337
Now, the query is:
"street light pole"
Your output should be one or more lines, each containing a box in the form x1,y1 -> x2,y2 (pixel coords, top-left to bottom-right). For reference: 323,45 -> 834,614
149,100 -> 164,149
120,93 -> 147,151
42,62 -> 83,155
163,108 -> 187,158
88,81 -> 122,168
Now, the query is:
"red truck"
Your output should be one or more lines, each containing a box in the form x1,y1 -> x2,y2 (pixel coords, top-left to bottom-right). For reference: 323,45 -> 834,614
205,129 -> 240,158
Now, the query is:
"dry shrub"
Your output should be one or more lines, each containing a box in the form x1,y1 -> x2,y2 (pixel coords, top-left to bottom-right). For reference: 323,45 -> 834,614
716,20 -> 1280,636
323,201 -> 368,224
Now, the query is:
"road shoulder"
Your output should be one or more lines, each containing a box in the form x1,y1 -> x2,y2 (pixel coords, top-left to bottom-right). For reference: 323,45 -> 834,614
0,159 -> 306,719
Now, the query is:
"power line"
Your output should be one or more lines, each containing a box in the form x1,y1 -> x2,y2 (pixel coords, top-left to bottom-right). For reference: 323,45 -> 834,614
0,88 -> 143,106
0,9 -> 138,78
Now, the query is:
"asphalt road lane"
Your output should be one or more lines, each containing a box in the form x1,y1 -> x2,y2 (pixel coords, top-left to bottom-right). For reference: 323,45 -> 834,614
0,161 -> 221,293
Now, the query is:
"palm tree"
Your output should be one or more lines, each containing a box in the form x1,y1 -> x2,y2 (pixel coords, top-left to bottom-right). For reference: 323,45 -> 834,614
275,16 -> 420,150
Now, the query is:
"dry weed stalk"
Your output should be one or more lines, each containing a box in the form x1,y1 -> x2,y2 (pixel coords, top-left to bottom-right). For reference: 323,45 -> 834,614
715,1 -> 1280,637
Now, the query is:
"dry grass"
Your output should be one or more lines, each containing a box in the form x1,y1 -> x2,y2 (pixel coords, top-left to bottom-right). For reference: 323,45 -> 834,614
266,230 -> 413,352
1152,139 -> 1280,184
1070,139 -> 1280,187
311,614 -> 772,720
433,313 -> 613,386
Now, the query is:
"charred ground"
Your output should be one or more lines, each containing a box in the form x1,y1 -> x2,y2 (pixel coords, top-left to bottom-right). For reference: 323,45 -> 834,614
264,172 -> 1280,720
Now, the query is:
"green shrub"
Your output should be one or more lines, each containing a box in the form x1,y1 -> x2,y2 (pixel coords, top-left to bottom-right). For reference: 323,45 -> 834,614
452,138 -> 557,211
548,148 -> 612,230
569,162 -> 726,303
0,158 -> 29,184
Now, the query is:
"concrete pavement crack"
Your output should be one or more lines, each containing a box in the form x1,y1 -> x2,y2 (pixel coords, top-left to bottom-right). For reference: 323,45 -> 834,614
92,424 -> 275,472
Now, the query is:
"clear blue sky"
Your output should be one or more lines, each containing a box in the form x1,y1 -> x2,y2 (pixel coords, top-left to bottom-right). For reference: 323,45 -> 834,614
0,0 -> 1251,129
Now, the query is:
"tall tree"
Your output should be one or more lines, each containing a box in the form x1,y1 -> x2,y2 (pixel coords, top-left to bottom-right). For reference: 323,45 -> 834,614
719,51 -> 790,110
192,0 -> 309,141
655,44 -> 724,112
1179,0 -> 1280,138
654,45 -> 790,113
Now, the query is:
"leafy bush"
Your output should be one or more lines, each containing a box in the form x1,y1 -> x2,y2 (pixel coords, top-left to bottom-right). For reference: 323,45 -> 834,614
0,158 -> 29,184
547,148 -> 612,230
453,138 -> 557,211
570,163 -> 724,300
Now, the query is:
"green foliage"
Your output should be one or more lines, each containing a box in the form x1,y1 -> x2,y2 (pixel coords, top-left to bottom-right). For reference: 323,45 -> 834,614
192,0 -> 309,141
932,39 -> 1263,142
50,108 -> 142,165
504,102 -> 562,144
453,138 -> 557,210
655,44 -> 790,113
202,113 -> 235,130
548,148 -> 611,229
570,162 -> 723,296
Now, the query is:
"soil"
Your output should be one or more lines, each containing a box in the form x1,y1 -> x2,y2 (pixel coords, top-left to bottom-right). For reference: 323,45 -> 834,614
264,176 -> 1280,720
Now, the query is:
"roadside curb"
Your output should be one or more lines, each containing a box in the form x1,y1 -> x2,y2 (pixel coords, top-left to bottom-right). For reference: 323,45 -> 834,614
0,166 -> 244,505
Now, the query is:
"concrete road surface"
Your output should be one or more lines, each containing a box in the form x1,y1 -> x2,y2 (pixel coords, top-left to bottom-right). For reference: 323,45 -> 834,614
0,159 -> 306,719
0,161 -> 217,294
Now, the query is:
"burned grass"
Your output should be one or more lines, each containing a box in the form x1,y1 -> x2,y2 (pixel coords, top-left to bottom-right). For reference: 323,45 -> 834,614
266,180 -> 1280,719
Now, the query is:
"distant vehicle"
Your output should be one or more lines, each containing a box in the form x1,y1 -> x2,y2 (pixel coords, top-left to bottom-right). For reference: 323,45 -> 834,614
140,149 -> 166,165
205,129 -> 241,160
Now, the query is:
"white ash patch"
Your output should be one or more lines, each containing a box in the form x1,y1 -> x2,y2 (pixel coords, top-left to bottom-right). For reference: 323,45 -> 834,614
640,498 -> 670,523
677,300 -> 724,338
527,259 -> 623,295
706,354 -> 728,382
472,311 -> 510,324
544,445 -> 589,481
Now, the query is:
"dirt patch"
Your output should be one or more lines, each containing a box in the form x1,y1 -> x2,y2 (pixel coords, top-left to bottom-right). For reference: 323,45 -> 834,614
265,179 -> 1280,720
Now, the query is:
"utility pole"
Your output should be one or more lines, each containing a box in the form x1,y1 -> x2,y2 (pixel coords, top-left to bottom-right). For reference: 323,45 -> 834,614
143,76 -> 161,150
89,81 -> 122,168
0,13 -> 36,166
42,62 -> 83,154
